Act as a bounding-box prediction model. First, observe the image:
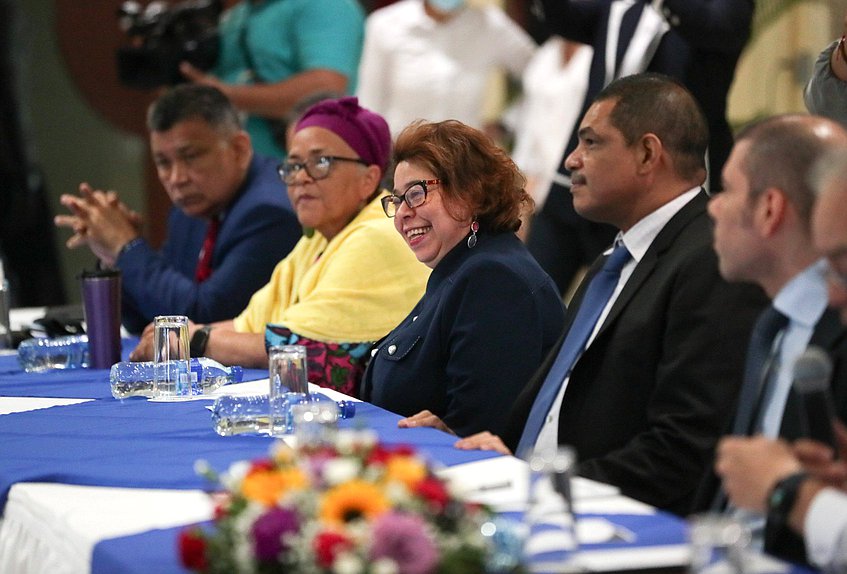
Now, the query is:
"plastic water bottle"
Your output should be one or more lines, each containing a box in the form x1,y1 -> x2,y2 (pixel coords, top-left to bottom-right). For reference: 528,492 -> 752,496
18,334 -> 90,372
211,392 -> 356,436
310,392 -> 356,420
0,261 -> 11,350
110,357 -> 244,399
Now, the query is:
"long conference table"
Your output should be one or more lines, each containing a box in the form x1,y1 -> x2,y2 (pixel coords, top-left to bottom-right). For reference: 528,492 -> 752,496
0,332 -> 815,573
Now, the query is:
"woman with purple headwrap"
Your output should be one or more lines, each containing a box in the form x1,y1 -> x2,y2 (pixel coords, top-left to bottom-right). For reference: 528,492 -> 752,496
132,97 -> 429,395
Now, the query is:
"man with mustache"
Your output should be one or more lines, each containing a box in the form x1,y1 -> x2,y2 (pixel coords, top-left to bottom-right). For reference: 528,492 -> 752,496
455,73 -> 766,515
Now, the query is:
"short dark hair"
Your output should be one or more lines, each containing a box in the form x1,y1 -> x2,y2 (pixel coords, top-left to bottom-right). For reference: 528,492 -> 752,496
393,120 -> 531,233
737,115 -> 844,227
595,73 -> 709,181
147,84 -> 242,133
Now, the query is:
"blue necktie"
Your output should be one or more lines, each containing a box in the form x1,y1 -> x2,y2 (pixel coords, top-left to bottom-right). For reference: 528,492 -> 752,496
732,305 -> 789,436
516,243 -> 632,456
712,306 -> 788,511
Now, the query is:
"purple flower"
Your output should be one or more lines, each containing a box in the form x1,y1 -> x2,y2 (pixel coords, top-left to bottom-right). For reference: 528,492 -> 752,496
251,507 -> 299,562
370,512 -> 439,574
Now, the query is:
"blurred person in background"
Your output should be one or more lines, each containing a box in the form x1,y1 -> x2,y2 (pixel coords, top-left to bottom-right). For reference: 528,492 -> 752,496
701,114 -> 847,564
356,0 -> 536,138
527,0 -> 755,297
805,6 -> 847,126
55,85 -> 299,334
181,0 -> 365,158
716,145 -> 847,572
507,36 -> 592,240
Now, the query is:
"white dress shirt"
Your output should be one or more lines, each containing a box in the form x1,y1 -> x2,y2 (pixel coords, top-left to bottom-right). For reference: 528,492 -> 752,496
806,487 -> 847,572
509,38 -> 592,208
534,188 -> 701,455
356,0 -> 536,135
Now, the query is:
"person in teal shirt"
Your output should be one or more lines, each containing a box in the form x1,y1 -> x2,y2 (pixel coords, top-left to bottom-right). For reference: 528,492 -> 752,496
181,0 -> 365,158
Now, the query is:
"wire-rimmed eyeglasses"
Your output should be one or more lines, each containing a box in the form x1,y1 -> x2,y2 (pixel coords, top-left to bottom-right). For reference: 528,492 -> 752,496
277,155 -> 368,184
381,179 -> 441,217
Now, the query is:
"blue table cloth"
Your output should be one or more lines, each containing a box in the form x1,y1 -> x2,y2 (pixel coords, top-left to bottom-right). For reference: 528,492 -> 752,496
0,355 -> 810,574
0,393 -> 497,513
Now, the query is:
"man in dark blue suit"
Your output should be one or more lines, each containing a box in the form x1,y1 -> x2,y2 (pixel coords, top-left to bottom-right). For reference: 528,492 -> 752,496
55,85 -> 300,333
704,114 -> 847,562
528,0 -> 754,296
456,74 -> 765,515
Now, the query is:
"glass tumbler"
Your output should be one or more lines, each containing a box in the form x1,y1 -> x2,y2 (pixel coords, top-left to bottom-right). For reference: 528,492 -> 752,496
291,400 -> 340,449
688,513 -> 751,574
524,446 -> 581,573
269,344 -> 309,435
153,315 -> 191,399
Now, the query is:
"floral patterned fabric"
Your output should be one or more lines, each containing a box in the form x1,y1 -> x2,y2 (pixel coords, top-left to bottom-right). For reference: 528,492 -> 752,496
265,324 -> 373,397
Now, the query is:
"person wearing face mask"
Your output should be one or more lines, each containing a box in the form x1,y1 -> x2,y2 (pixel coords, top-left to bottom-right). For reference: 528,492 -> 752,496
356,0 -> 536,137
360,120 -> 565,438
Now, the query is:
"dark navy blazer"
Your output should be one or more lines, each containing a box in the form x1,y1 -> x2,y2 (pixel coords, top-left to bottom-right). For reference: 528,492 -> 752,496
362,232 -> 566,438
118,153 -> 300,333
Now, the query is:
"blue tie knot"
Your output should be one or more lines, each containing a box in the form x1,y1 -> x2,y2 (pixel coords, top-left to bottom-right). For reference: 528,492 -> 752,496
602,242 -> 631,274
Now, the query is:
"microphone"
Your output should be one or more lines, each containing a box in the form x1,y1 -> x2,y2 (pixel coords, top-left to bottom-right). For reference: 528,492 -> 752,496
793,346 -> 837,449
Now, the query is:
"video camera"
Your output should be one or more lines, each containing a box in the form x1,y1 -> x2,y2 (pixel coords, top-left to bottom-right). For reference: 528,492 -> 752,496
116,0 -> 223,90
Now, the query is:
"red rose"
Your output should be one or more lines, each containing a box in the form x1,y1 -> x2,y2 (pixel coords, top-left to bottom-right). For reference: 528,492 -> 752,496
178,528 -> 208,571
313,531 -> 352,568
366,445 -> 392,465
391,444 -> 416,457
211,492 -> 231,521
248,459 -> 275,474
415,477 -> 450,511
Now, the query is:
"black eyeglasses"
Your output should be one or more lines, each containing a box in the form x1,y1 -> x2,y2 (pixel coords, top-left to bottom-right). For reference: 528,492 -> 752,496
381,179 -> 441,217
277,155 -> 369,184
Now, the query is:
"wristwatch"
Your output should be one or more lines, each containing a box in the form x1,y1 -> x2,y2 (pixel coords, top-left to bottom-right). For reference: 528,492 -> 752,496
190,325 -> 213,357
765,471 -> 807,530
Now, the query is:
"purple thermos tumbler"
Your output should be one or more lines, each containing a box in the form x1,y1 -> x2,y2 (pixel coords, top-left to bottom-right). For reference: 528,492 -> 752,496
81,269 -> 122,369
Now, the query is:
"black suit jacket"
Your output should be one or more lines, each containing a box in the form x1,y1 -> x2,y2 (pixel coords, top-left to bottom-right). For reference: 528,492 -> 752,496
504,191 -> 768,515
694,310 -> 847,508
766,309 -> 847,565
539,0 -> 754,194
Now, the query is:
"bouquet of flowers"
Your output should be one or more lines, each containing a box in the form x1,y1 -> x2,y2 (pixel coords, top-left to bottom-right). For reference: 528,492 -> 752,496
179,430 -> 513,574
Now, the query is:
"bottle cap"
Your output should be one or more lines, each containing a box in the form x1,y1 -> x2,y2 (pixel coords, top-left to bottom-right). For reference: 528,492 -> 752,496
337,400 -> 356,419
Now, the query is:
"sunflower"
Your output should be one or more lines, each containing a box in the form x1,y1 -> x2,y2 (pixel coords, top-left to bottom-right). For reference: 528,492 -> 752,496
319,480 -> 390,525
241,467 -> 308,506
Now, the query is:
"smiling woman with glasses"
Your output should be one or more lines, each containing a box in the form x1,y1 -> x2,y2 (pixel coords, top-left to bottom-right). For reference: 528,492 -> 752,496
360,119 -> 566,437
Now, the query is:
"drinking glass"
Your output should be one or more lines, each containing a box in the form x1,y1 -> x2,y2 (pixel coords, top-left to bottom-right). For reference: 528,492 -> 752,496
291,400 -> 339,448
269,344 -> 309,435
153,315 -> 191,399
524,446 -> 582,573
688,514 -> 751,574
